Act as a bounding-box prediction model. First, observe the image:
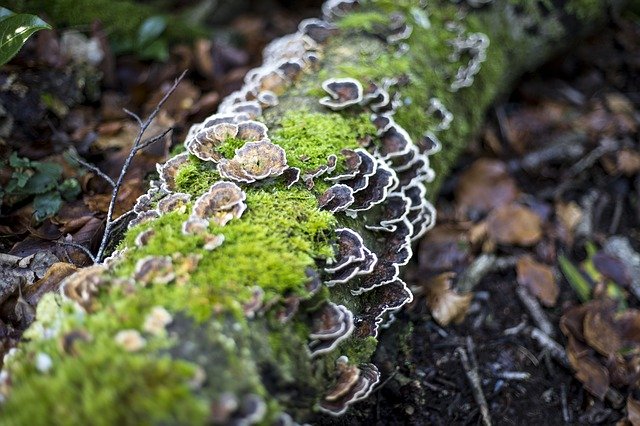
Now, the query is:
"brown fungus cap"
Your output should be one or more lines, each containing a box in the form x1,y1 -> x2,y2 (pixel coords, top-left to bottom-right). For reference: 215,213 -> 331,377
157,193 -> 191,215
127,210 -> 160,229
377,125 -> 413,160
236,121 -> 269,142
157,152 -> 190,192
319,358 -> 380,416
133,256 -> 175,286
191,181 -> 247,225
218,140 -> 288,183
322,0 -> 359,20
318,184 -> 355,213
298,18 -> 338,43
257,90 -> 279,107
308,303 -> 354,357
134,228 -> 156,248
324,228 -> 366,273
353,279 -> 413,338
347,162 -> 397,212
320,77 -> 364,110
60,265 -> 109,312
364,193 -> 411,233
281,167 -> 301,189
227,101 -> 262,120
326,245 -> 378,286
181,217 -> 209,235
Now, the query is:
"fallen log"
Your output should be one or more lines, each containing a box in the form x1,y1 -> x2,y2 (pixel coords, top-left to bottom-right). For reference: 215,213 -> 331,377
0,0 -> 625,424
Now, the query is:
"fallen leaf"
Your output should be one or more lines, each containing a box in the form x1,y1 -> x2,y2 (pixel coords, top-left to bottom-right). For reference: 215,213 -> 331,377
516,256 -> 558,307
455,159 -> 519,216
566,336 -> 610,401
592,251 -> 631,287
24,262 -> 77,306
423,272 -> 472,326
583,302 -> 622,357
486,203 -> 542,246
616,149 -> 640,176
556,201 -> 583,234
418,225 -> 471,274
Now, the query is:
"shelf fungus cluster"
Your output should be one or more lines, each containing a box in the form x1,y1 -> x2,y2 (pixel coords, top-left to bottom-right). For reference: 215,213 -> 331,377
313,71 -> 437,341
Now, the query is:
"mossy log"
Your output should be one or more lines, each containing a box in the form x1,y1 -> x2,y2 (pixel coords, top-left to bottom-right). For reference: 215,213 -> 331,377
0,0 -> 625,424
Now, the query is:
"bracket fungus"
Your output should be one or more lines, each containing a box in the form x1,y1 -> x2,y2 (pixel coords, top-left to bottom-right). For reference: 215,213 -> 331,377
318,184 -> 355,213
319,357 -> 380,416
133,256 -> 175,286
218,140 -> 288,183
308,302 -> 355,357
60,265 -> 109,312
157,152 -> 190,192
319,78 -> 364,110
191,181 -> 247,226
157,193 -> 191,215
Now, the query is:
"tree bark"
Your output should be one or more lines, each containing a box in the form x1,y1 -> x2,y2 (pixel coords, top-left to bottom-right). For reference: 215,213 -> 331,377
0,0 -> 626,424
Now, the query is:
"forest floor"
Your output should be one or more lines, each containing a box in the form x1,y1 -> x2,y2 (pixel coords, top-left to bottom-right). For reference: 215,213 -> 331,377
0,2 -> 639,425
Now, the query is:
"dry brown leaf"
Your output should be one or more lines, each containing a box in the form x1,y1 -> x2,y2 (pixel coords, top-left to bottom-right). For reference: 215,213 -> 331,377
418,225 -> 471,274
556,201 -> 582,234
617,149 -> 640,176
24,262 -> 77,306
486,203 -> 542,246
516,256 -> 558,307
455,159 -> 519,216
423,272 -> 472,326
583,303 -> 622,357
566,336 -> 610,401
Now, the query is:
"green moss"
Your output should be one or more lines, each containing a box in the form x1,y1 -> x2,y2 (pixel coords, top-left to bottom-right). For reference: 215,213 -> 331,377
566,0 -> 602,20
173,156 -> 219,197
216,137 -> 249,159
116,186 -> 335,320
340,336 -> 378,365
2,350 -> 206,426
337,11 -> 390,31
270,110 -> 375,171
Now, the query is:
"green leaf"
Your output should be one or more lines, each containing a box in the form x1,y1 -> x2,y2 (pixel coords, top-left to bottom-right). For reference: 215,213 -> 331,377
558,255 -> 592,302
22,162 -> 63,194
9,151 -> 31,168
0,13 -> 51,66
59,178 -> 81,201
138,38 -> 169,61
138,16 -> 166,47
0,8 -> 15,22
33,191 -> 62,222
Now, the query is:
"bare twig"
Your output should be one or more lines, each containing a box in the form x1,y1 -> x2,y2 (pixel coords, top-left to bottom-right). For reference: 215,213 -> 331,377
456,337 -> 492,426
95,70 -> 187,263
526,327 -> 569,368
515,286 -> 555,337
560,383 -> 570,423
457,254 -> 517,293
71,153 -> 115,188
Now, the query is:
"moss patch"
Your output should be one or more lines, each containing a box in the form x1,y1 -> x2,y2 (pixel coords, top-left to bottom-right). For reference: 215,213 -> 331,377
270,110 -> 375,171
116,185 -> 335,320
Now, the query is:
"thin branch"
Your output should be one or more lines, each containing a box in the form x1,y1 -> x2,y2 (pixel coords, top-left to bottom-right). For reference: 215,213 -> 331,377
95,70 -> 188,263
135,128 -> 174,153
515,286 -> 555,337
456,337 -> 492,426
123,108 -> 143,126
72,154 -> 115,188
